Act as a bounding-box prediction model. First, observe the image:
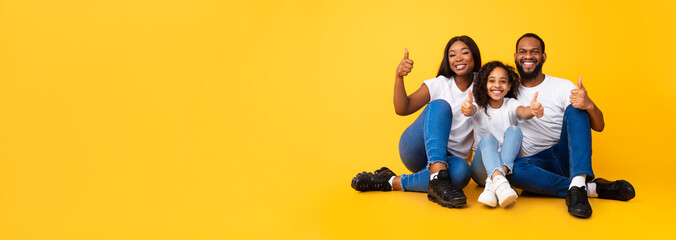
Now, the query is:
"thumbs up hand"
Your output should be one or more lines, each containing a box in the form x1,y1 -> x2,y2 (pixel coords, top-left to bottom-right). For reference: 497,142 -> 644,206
396,48 -> 414,78
570,77 -> 593,110
461,90 -> 476,116
530,91 -> 544,118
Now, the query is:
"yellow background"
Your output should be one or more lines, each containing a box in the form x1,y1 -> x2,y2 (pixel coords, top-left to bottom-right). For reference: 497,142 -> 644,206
1,0 -> 675,239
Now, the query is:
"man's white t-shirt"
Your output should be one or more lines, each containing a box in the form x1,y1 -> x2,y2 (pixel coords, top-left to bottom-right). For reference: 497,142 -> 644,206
516,74 -> 576,157
471,98 -> 521,153
423,75 -> 474,160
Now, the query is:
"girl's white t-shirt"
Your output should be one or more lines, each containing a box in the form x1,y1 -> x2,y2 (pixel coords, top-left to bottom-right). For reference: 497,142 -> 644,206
423,75 -> 474,160
471,98 -> 521,152
516,74 -> 576,157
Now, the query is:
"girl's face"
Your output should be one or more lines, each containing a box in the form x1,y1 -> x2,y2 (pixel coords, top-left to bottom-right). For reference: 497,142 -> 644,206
486,67 -> 511,103
448,41 -> 474,76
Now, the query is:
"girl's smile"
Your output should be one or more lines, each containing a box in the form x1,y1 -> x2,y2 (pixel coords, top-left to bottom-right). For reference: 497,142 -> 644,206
490,88 -> 504,97
486,67 -> 511,108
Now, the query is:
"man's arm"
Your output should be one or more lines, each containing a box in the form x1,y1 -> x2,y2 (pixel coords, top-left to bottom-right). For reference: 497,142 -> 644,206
570,77 -> 605,132
584,101 -> 605,132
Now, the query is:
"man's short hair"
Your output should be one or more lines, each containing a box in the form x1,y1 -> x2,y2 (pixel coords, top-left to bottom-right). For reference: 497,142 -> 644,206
516,33 -> 545,53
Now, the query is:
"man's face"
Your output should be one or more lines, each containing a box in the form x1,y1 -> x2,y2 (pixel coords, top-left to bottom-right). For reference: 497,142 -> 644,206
514,37 -> 546,80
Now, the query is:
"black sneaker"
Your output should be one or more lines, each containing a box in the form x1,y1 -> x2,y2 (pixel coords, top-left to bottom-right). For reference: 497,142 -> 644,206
591,178 -> 635,201
427,170 -> 467,208
566,186 -> 592,218
351,168 -> 393,192
373,167 -> 396,179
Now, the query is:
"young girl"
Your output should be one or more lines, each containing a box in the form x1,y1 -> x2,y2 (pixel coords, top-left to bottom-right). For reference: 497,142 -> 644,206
461,61 -> 544,207
351,36 -> 481,208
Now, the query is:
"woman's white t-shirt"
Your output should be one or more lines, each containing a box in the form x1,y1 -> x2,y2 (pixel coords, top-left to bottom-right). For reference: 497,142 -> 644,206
422,75 -> 474,160
471,98 -> 521,152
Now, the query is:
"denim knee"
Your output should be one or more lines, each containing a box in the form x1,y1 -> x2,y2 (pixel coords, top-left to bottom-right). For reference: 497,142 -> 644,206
505,126 -> 523,138
427,99 -> 452,115
564,105 -> 590,122
479,133 -> 498,149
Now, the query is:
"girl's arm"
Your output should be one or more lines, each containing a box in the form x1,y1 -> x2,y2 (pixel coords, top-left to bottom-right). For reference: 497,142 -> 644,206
394,49 -> 430,116
516,106 -> 535,119
516,91 -> 543,119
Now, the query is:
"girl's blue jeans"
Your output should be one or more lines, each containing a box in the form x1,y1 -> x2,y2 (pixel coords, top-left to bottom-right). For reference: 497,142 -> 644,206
398,100 -> 471,192
469,126 -> 523,186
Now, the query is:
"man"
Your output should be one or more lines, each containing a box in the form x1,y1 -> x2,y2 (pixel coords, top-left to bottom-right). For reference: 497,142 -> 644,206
508,33 -> 635,218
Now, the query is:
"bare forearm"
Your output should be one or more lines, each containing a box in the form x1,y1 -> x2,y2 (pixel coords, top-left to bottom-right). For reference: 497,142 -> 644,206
516,106 -> 535,119
394,77 -> 429,116
587,101 -> 605,132
393,76 -> 410,115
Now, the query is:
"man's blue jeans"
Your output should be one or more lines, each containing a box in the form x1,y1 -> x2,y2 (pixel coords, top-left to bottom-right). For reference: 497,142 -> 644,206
507,105 -> 595,197
398,100 -> 471,192
469,126 -> 523,186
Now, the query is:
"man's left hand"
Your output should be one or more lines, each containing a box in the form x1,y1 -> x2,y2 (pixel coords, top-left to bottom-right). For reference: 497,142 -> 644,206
570,77 -> 594,110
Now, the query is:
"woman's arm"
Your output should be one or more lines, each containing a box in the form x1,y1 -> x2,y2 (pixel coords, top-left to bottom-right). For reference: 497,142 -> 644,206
393,49 -> 430,116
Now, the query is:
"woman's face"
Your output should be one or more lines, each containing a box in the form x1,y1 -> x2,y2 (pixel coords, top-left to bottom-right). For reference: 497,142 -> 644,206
486,67 -> 511,103
448,41 -> 474,76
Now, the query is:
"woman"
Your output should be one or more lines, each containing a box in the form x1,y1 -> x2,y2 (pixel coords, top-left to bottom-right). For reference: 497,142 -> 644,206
351,36 -> 481,208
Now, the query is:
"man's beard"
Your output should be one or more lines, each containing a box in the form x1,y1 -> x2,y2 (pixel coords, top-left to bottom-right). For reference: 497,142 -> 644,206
515,60 -> 543,80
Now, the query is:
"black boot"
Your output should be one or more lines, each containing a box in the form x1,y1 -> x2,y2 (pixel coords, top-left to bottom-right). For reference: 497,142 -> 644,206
591,178 -> 635,201
566,186 -> 592,218
427,170 -> 466,208
351,167 -> 396,192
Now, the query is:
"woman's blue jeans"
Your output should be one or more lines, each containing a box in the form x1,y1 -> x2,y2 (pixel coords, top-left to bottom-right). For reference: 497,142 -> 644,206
507,105 -> 595,197
469,126 -> 523,187
398,100 -> 471,192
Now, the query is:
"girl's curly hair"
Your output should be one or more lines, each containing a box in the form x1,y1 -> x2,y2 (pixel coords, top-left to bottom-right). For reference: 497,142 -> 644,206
472,61 -> 520,115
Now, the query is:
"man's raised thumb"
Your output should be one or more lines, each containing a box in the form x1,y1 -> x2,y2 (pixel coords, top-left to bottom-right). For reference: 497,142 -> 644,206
532,91 -> 539,103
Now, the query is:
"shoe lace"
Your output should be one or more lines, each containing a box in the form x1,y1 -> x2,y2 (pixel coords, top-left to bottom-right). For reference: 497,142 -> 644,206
597,181 -> 620,198
570,187 -> 588,203
438,179 -> 454,189
367,173 -> 389,190
434,178 -> 463,198
483,181 -> 495,193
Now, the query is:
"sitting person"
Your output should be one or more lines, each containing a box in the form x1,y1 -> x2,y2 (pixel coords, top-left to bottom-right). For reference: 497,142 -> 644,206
351,36 -> 482,208
462,61 -> 543,208
507,33 -> 635,218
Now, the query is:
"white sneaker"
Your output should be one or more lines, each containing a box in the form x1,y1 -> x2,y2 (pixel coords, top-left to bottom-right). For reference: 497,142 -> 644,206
492,175 -> 518,208
478,177 -> 498,207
